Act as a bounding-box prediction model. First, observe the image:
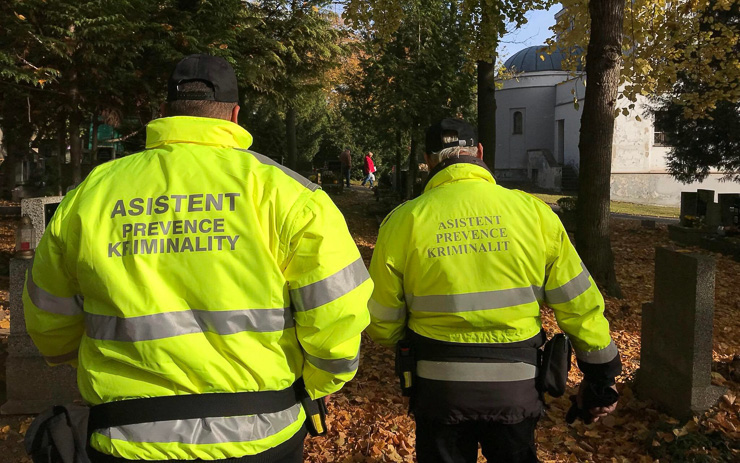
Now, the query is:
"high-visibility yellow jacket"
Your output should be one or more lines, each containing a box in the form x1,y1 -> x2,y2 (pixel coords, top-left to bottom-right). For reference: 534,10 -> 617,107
367,158 -> 618,422
24,116 -> 372,460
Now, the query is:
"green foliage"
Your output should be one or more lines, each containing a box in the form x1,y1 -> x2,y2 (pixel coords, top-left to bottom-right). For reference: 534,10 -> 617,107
647,423 -> 738,462
340,1 -> 480,175
651,2 -> 740,183
655,96 -> 740,183
553,0 -> 740,119
0,0 -> 344,189
556,196 -> 577,213
344,0 -> 555,62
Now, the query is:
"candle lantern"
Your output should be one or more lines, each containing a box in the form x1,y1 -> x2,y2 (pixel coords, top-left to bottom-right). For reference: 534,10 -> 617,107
15,215 -> 36,259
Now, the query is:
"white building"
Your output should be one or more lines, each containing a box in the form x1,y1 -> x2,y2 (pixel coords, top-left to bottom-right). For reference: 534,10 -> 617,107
495,45 -> 738,206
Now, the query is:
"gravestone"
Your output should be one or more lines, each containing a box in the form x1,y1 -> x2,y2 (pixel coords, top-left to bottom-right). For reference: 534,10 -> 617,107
680,192 -> 699,226
636,247 -> 725,420
718,193 -> 740,226
1,196 -> 79,415
696,189 -> 715,209
705,202 -> 721,229
21,196 -> 64,248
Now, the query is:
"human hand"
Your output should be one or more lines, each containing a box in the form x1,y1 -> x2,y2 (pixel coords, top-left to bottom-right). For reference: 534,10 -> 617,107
323,394 -> 332,406
577,382 -> 618,423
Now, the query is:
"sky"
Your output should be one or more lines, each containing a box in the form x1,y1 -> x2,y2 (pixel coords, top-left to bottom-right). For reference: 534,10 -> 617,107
499,4 -> 562,63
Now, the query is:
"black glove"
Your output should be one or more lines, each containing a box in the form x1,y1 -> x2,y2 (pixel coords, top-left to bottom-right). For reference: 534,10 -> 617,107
566,381 -> 619,424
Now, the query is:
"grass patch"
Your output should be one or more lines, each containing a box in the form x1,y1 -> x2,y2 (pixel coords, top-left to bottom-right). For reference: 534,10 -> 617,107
530,193 -> 679,219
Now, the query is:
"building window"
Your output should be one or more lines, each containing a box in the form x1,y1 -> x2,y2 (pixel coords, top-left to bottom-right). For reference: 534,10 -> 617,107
654,131 -> 670,147
513,111 -> 523,135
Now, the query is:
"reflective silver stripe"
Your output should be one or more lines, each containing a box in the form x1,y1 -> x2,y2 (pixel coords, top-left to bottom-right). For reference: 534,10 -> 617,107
291,258 -> 370,312
407,285 -> 541,313
575,340 -> 618,364
97,403 -> 302,444
305,351 -> 360,374
238,149 -> 320,192
45,349 -> 79,364
416,360 -> 538,382
546,263 -> 593,304
26,266 -> 83,316
86,308 -> 293,342
369,299 -> 405,321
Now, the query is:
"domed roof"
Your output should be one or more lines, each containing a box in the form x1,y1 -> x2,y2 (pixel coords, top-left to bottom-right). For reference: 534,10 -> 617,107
504,45 -> 569,73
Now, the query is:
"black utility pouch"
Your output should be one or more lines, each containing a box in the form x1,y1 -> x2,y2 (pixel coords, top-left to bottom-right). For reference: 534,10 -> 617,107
25,404 -> 91,463
538,333 -> 572,398
395,339 -> 415,397
300,395 -> 328,437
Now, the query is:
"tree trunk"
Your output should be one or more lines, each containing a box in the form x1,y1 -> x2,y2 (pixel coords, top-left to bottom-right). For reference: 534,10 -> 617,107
407,129 -> 419,199
286,104 -> 297,170
68,63 -> 83,186
478,60 -> 497,171
477,2 -> 498,172
69,110 -> 83,186
91,116 -> 101,164
395,131 -> 403,194
575,0 -> 624,298
0,92 -> 34,199
0,130 -> 32,200
56,112 -> 67,195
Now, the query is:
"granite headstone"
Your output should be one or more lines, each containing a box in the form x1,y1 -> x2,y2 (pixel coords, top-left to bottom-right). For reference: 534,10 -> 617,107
21,196 -> 63,248
718,193 -> 740,227
680,192 -> 699,226
636,247 -> 726,420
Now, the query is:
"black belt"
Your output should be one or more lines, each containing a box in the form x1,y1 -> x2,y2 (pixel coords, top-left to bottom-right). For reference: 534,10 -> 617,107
88,384 -> 299,433
410,331 -> 542,366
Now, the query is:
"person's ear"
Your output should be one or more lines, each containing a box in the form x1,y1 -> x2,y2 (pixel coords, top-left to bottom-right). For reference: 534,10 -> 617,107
231,105 -> 240,123
477,143 -> 484,160
424,153 -> 432,167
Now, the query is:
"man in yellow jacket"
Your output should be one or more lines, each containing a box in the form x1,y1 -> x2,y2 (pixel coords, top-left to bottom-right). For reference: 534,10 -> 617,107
367,119 -> 620,463
24,54 -> 372,462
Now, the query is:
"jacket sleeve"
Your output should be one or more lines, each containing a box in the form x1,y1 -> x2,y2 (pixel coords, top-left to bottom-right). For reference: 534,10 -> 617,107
366,211 -> 407,348
543,214 -> 622,384
23,196 -> 84,367
283,190 -> 372,400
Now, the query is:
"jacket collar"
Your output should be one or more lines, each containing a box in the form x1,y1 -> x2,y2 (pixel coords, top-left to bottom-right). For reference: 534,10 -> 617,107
423,156 -> 496,193
145,116 -> 254,150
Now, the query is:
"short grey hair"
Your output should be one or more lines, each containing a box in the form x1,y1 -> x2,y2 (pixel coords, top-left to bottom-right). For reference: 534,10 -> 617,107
427,131 -> 477,165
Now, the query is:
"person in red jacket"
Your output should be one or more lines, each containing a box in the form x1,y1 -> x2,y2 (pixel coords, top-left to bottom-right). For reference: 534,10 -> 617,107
361,152 -> 376,188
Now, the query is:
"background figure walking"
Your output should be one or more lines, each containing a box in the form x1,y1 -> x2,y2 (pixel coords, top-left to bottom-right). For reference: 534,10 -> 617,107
340,148 -> 352,187
361,152 -> 376,188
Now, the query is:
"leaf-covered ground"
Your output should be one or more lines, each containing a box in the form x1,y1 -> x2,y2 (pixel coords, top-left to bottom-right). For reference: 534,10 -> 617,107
0,189 -> 738,462
313,187 -> 739,463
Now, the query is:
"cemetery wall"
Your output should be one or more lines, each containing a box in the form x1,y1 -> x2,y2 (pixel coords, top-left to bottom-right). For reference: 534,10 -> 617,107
611,173 -> 740,207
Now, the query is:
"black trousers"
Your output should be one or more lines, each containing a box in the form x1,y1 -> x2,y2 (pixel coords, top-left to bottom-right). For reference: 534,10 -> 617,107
341,165 -> 351,187
415,417 -> 539,463
87,427 -> 306,463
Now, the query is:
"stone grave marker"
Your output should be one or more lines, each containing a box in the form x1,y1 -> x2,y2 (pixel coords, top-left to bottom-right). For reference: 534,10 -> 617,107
718,193 -> 740,227
696,189 -> 715,215
636,247 -> 726,420
705,202 -> 721,229
680,191 -> 699,226
21,196 -> 64,248
1,196 -> 79,415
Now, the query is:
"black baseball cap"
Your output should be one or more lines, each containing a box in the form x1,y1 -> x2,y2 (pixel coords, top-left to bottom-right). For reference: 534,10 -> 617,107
425,118 -> 478,154
167,54 -> 239,103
